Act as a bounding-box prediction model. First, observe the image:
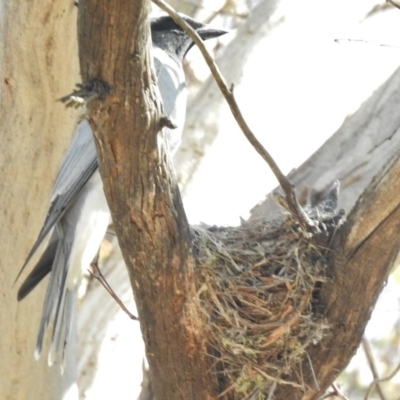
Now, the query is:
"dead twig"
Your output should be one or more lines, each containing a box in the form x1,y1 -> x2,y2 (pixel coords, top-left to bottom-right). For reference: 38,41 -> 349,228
152,0 -> 316,232
362,337 -> 387,400
334,38 -> 400,49
364,359 -> 400,400
318,382 -> 350,400
90,261 -> 138,320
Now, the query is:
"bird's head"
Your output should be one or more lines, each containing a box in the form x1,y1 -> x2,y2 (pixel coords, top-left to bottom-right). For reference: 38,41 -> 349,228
151,14 -> 227,61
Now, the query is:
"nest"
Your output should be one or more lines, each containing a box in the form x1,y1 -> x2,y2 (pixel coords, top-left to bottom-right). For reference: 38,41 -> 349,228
191,210 -> 337,399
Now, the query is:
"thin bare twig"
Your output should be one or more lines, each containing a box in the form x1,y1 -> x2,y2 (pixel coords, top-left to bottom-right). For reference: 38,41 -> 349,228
318,382 -> 350,400
90,261 -> 138,320
335,38 -> 400,49
331,383 -> 350,400
362,337 -> 387,400
364,359 -> 400,400
152,0 -> 316,232
306,351 -> 320,391
317,390 -> 337,400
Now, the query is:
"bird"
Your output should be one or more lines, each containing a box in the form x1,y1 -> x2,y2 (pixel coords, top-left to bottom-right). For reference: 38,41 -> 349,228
16,14 -> 226,368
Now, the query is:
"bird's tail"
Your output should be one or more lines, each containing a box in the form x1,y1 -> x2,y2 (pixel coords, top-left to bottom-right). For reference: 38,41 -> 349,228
33,230 -> 77,372
17,237 -> 57,301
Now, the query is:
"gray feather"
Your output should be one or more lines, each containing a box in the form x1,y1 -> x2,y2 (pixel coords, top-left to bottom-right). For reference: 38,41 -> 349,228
15,121 -> 97,284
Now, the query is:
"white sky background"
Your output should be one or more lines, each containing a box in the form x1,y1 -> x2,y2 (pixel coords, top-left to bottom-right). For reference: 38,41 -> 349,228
82,1 -> 400,398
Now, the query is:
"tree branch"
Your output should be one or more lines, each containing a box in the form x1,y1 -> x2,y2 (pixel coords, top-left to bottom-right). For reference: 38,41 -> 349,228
250,73 -> 400,397
153,0 -> 316,232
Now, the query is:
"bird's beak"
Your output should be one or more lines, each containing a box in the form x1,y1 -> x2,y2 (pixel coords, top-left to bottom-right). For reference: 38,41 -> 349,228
197,27 -> 228,41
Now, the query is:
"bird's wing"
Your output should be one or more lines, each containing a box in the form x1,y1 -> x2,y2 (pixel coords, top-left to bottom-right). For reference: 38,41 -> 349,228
17,234 -> 59,300
17,45 -> 185,286
16,120 -> 98,283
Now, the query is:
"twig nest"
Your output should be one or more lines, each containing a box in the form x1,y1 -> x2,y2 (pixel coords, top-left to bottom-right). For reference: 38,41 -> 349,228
192,206 -> 341,398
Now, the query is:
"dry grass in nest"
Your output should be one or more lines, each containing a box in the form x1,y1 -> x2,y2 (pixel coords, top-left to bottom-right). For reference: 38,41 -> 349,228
192,214 -> 333,399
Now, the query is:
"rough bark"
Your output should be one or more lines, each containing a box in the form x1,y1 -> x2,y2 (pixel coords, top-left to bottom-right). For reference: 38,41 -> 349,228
77,1 -> 219,399
0,1 -> 81,399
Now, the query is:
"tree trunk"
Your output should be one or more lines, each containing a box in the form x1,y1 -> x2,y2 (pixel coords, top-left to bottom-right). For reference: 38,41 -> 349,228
77,0 -> 220,398
0,1 -> 81,399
